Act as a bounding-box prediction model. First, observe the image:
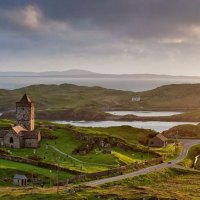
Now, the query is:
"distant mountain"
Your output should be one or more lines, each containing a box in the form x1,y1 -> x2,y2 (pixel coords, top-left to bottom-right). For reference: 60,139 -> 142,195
0,69 -> 96,77
40,69 -> 97,76
1,69 -> 200,79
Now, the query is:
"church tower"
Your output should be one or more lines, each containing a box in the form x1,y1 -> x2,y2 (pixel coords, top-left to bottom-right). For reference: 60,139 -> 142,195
16,94 -> 35,131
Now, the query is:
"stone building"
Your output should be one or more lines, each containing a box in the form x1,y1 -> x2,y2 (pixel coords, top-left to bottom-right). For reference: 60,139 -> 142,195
13,174 -> 28,186
0,94 -> 41,148
148,133 -> 168,148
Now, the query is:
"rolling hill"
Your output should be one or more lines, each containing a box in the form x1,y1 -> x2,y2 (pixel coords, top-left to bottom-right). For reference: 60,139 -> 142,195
1,83 -> 200,121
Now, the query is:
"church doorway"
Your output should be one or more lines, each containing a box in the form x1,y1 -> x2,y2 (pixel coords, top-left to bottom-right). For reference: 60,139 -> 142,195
10,137 -> 14,148
10,137 -> 13,143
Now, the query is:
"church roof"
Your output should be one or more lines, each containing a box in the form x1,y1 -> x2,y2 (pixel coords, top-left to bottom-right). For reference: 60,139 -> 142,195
155,133 -> 168,141
23,131 -> 40,139
10,126 -> 39,139
19,94 -> 32,103
12,125 -> 27,134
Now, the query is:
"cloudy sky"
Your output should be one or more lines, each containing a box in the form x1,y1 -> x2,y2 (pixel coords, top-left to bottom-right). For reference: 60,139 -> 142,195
0,0 -> 200,75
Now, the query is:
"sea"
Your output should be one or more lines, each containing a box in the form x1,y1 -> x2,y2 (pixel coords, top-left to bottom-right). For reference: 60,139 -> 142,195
1,76 -> 200,91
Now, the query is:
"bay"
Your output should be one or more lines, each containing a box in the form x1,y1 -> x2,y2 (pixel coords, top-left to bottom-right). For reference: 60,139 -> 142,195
53,120 -> 198,132
105,111 -> 182,117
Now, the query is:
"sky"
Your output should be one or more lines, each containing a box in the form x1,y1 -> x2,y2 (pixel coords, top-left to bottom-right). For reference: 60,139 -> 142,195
0,0 -> 200,75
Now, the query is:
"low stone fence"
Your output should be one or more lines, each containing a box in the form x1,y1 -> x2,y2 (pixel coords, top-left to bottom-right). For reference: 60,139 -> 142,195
0,151 -> 163,185
0,153 -> 81,175
67,157 -> 163,184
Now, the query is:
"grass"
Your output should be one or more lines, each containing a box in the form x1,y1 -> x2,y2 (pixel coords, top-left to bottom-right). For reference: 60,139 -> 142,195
180,144 -> 200,169
76,125 -> 157,148
1,124 -> 157,173
4,128 -> 119,172
0,119 -> 14,128
0,84 -> 135,111
137,83 -> 200,110
163,124 -> 200,138
3,83 -> 200,117
112,147 -> 154,165
0,168 -> 200,199
0,159 -> 72,186
151,143 -> 182,161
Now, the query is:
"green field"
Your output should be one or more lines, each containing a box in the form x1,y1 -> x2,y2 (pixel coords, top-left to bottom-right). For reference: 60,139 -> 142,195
3,127 -> 158,172
1,122 -> 162,174
0,159 -> 72,186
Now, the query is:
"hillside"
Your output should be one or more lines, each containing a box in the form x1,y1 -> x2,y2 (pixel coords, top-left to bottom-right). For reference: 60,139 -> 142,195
1,83 -> 200,121
0,84 -> 134,112
163,124 -> 200,139
136,84 -> 200,110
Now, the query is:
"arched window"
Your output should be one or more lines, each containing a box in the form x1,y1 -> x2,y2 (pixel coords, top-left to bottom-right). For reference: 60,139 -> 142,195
10,137 -> 13,144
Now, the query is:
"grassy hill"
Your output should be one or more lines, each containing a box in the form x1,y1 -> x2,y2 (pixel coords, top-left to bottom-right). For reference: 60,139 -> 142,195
1,83 -> 200,112
163,124 -> 200,139
2,83 -> 200,121
135,83 -> 200,110
0,84 -> 135,111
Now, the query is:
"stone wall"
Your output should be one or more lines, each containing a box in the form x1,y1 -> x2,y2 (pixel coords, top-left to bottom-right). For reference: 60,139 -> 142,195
148,137 -> 165,147
0,153 -> 81,175
24,139 -> 39,148
3,130 -> 22,148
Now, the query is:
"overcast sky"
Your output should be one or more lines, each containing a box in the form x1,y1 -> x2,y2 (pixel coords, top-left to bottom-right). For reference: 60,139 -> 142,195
0,0 -> 200,75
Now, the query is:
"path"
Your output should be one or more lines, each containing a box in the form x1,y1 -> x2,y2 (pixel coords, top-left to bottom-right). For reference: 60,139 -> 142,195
84,139 -> 200,186
50,145 -> 117,167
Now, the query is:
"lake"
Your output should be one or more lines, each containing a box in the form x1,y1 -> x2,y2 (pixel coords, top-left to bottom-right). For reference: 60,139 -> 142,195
105,111 -> 182,117
1,76 -> 200,91
53,120 -> 198,132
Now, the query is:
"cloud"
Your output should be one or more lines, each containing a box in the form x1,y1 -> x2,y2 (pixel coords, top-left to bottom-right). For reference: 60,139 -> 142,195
0,5 -> 42,31
1,0 -> 200,42
0,0 -> 200,75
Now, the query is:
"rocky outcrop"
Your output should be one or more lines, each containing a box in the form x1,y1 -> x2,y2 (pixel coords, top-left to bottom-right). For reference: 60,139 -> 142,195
64,126 -> 160,157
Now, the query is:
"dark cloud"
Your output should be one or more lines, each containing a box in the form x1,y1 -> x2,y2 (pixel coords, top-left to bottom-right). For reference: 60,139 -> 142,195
1,0 -> 200,39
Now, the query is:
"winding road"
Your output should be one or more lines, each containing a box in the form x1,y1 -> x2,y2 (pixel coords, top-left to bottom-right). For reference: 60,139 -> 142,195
84,139 -> 200,187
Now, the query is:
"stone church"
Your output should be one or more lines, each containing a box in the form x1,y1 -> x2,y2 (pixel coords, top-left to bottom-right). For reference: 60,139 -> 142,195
0,94 -> 41,148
